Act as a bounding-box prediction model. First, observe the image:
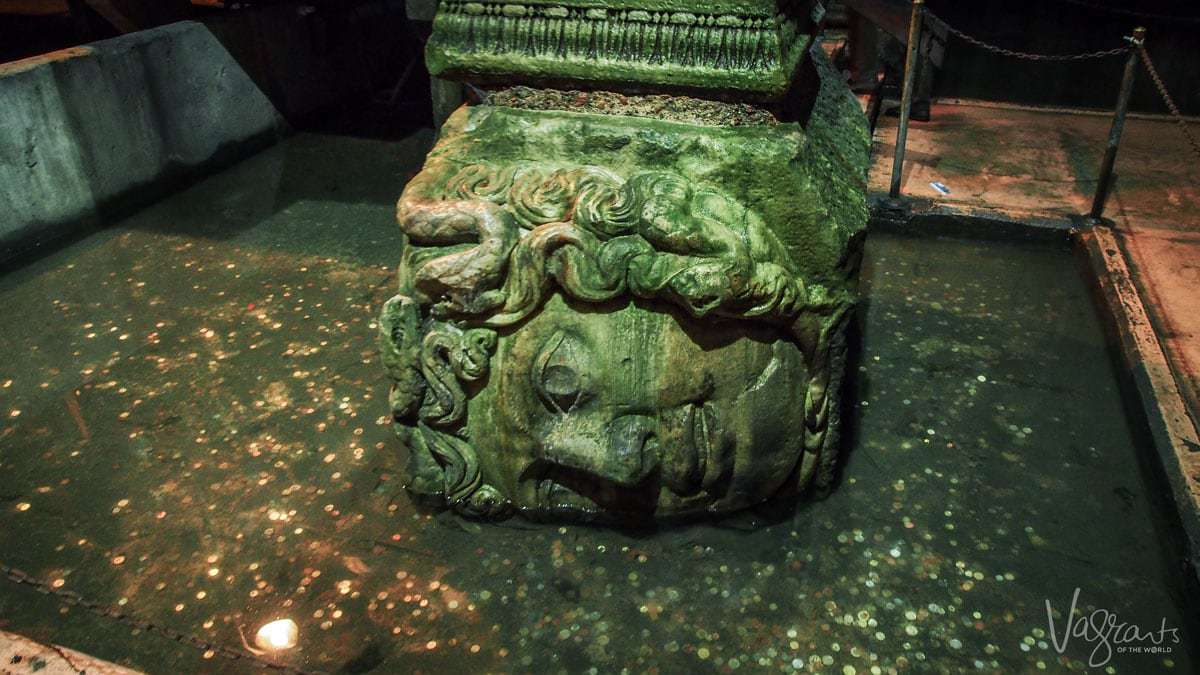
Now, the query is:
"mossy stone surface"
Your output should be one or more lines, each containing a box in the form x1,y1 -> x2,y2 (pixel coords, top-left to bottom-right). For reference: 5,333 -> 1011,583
420,50 -> 868,296
382,37 -> 868,521
426,0 -> 816,100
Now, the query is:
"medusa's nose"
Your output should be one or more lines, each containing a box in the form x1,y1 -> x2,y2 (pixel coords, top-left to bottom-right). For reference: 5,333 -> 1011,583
540,414 -> 658,486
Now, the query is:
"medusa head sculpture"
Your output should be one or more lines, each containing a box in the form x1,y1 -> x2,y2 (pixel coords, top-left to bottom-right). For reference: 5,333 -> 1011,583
379,156 -> 851,522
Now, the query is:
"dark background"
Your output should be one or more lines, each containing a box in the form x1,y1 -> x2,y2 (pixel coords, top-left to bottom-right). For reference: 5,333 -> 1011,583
0,0 -> 435,131
927,0 -> 1199,115
0,0 -> 1196,119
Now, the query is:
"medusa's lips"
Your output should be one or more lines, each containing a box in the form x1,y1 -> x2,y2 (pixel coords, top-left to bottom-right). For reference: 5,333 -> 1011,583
521,411 -> 661,516
529,463 -> 659,517
523,400 -> 729,514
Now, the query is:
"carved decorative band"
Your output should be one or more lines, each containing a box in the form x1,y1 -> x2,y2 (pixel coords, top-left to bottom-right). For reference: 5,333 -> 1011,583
488,86 -> 779,126
435,1 -> 803,73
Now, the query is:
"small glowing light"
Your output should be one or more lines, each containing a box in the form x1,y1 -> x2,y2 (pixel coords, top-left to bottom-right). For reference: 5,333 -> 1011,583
255,619 -> 298,651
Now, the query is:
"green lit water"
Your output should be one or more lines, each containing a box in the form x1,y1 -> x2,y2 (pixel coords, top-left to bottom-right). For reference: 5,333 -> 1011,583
0,132 -> 1193,674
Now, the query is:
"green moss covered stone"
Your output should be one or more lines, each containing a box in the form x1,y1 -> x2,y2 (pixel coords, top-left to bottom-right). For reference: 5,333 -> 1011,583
381,37 -> 867,521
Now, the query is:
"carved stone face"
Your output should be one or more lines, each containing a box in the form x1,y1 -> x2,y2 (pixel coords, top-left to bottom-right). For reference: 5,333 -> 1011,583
466,293 -> 809,519
383,96 -> 869,522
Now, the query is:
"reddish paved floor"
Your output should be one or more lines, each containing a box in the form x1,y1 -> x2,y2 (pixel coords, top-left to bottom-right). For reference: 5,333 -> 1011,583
870,101 -> 1200,425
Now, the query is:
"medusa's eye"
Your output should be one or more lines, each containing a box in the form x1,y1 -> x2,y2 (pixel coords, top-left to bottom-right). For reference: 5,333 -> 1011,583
532,330 -> 592,414
542,364 -> 581,412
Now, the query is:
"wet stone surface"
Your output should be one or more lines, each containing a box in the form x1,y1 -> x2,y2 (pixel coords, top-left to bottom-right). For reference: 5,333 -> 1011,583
0,133 -> 1195,674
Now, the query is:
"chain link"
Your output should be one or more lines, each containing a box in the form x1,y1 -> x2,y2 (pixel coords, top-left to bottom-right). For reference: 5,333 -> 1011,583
1135,45 -> 1200,162
924,11 -> 1129,61
1,562 -> 320,675
921,11 -> 1200,165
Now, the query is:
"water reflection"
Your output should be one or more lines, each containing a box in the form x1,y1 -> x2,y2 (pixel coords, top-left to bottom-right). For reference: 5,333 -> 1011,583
0,133 -> 1192,674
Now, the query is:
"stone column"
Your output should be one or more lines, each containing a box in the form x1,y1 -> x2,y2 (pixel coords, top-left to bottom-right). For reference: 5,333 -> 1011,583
406,0 -> 464,129
381,1 -> 870,524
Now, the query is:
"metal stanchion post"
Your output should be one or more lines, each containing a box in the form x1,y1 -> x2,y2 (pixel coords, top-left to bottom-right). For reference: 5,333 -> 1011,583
889,0 -> 925,200
1090,26 -> 1146,222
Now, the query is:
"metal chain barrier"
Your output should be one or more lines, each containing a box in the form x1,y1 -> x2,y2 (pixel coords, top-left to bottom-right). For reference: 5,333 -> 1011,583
1136,44 -> 1200,162
1,562 -> 320,675
924,11 -> 1129,61
892,5 -> 1196,213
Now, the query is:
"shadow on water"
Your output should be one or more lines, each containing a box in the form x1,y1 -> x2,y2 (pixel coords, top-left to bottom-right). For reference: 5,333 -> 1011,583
1,129 -> 436,285
115,130 -> 436,265
823,296 -> 867,496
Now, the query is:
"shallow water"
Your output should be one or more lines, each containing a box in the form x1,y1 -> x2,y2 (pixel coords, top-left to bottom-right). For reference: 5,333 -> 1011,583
0,132 -> 1194,674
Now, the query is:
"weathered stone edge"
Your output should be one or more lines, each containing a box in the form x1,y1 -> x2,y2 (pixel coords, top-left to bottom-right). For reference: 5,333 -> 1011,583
1080,225 -> 1200,594
867,194 -> 1079,245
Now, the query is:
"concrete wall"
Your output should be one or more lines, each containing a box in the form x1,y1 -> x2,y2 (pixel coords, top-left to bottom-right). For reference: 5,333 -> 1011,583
0,21 -> 287,262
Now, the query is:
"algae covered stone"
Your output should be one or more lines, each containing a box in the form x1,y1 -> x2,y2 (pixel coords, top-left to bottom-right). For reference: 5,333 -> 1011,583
381,1 -> 868,522
426,0 -> 821,100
